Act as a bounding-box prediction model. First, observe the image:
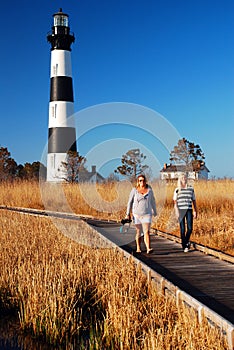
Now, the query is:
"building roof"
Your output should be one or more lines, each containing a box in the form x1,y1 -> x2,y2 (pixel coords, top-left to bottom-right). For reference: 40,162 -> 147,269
160,162 -> 210,173
79,165 -> 105,182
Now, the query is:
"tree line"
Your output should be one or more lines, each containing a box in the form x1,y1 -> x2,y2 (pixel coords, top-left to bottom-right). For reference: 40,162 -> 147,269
0,138 -> 206,182
0,147 -> 46,182
59,138 -> 206,183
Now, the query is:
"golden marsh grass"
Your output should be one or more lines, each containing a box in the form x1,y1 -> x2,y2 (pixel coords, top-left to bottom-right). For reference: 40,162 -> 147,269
155,180 -> 234,255
0,179 -> 233,255
0,209 -> 227,349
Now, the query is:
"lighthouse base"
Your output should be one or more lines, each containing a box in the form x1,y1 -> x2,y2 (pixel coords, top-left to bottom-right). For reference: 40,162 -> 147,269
47,153 -> 68,182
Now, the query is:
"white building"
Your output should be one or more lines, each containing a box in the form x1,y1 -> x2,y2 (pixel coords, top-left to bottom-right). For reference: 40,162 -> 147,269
160,162 -> 210,181
79,166 -> 105,183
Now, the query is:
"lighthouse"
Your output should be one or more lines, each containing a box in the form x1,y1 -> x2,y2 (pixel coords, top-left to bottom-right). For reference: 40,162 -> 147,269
47,8 -> 77,181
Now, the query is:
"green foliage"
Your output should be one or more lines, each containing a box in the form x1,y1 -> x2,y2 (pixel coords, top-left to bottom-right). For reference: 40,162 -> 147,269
114,148 -> 149,182
169,138 -> 205,168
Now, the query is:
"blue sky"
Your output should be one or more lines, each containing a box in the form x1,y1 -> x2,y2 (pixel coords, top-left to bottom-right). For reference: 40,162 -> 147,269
0,0 -> 233,179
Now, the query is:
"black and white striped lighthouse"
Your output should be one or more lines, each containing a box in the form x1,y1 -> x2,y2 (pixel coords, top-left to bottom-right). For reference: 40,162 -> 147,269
47,8 -> 77,181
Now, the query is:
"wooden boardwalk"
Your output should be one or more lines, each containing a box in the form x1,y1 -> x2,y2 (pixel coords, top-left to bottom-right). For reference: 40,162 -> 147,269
88,219 -> 234,325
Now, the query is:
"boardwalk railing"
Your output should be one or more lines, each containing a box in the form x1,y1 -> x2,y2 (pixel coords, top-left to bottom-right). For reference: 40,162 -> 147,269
153,228 -> 234,265
135,255 -> 234,350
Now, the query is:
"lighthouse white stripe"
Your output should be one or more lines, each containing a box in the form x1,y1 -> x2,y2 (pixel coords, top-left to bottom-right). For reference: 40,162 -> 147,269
50,50 -> 72,77
47,153 -> 68,182
49,101 -> 75,128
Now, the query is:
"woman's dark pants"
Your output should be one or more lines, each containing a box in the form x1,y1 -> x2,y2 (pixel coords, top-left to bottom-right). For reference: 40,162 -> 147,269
179,209 -> 193,249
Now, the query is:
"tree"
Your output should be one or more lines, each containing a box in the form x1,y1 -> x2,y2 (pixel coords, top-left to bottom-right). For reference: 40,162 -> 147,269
114,148 -> 149,182
0,146 -> 47,181
106,172 -> 119,183
18,161 -> 47,180
0,147 -> 18,181
169,138 -> 205,169
61,150 -> 86,183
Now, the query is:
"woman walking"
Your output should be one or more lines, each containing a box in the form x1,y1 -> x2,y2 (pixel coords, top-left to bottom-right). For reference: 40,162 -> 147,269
125,174 -> 157,254
173,173 -> 197,252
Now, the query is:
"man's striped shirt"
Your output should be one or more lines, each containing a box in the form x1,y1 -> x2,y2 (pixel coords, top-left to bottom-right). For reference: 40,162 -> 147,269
173,186 -> 195,210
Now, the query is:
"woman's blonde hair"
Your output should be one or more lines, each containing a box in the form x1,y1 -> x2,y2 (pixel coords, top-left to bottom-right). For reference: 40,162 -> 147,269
177,172 -> 188,189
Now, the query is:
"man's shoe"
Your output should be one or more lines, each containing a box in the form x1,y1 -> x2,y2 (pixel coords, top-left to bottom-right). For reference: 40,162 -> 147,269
184,247 -> 189,253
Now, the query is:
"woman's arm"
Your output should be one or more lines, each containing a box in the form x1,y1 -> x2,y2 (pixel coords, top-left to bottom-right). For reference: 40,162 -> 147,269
150,190 -> 157,216
126,188 -> 136,217
192,189 -> 197,218
173,188 -> 179,219
173,200 -> 179,219
193,199 -> 197,218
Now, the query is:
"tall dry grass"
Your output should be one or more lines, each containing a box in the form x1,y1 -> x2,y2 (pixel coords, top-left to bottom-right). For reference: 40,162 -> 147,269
0,179 -> 233,255
153,180 -> 234,256
0,210 -> 227,349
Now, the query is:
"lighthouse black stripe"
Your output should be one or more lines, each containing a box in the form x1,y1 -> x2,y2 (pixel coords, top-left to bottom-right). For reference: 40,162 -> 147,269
48,127 -> 77,153
50,76 -> 74,102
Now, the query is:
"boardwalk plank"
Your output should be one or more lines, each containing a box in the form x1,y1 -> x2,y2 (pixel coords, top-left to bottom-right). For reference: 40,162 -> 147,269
90,221 -> 234,324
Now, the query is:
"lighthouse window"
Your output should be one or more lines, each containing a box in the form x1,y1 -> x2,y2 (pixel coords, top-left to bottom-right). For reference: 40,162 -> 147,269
51,104 -> 57,118
53,64 -> 58,76
54,104 -> 57,118
49,154 -> 55,169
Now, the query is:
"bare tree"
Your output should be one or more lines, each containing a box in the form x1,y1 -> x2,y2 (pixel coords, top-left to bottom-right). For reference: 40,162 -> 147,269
61,150 -> 86,182
114,148 -> 149,182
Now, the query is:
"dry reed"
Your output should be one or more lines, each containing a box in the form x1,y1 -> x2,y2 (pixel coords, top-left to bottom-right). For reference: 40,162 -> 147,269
0,209 -> 227,349
0,179 -> 233,255
153,180 -> 234,256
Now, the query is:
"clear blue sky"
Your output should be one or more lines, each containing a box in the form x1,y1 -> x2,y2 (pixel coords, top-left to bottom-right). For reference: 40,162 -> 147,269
1,0 -> 233,179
